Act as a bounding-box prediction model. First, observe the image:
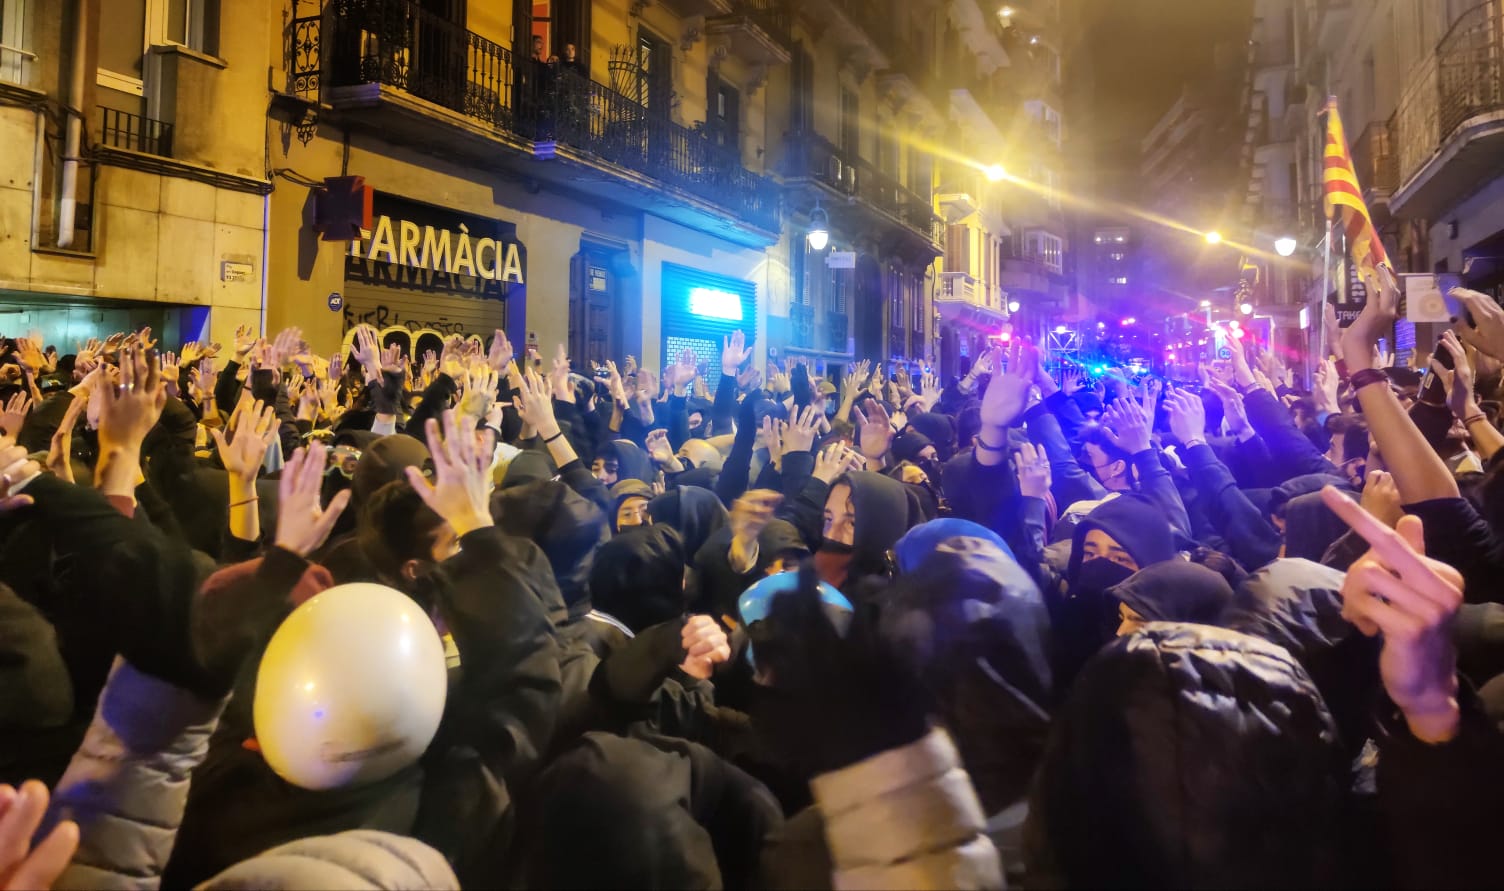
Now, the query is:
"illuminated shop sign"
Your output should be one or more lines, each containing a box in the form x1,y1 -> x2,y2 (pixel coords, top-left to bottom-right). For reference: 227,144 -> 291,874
688,287 -> 745,321
345,194 -> 525,299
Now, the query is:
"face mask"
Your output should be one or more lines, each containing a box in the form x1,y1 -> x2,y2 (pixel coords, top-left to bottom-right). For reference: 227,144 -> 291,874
814,542 -> 856,589
1071,557 -> 1134,598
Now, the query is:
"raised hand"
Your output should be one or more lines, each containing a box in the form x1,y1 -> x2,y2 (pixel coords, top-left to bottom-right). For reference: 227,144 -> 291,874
1433,329 -> 1478,421
274,442 -> 352,557
1205,376 -> 1252,438
96,348 -> 168,454
458,366 -> 499,420
349,326 -> 381,382
1102,389 -> 1152,455
1163,387 -> 1207,444
722,330 -> 753,377
513,367 -> 561,440
232,324 -> 258,363
813,441 -> 860,484
1359,469 -> 1404,530
13,333 -> 43,375
645,428 -> 677,466
486,328 -> 514,372
212,394 -> 277,485
268,327 -> 305,370
840,360 -> 869,405
730,488 -> 782,555
782,403 -> 821,454
979,341 -> 1036,432
635,367 -> 659,406
760,416 -> 786,469
46,393 -> 86,484
0,437 -> 41,512
853,399 -> 893,461
917,370 -> 941,410
0,780 -> 80,890
0,393 -> 29,438
1014,441 -> 1051,499
1313,358 -> 1340,416
604,359 -> 628,406
379,343 -> 405,375
737,367 -> 763,392
549,344 -> 573,401
405,410 -> 496,539
1322,485 -> 1465,743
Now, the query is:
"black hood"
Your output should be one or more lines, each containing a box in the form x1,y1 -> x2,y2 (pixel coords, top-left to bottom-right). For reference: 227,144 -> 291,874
351,435 -> 431,506
610,439 -> 655,485
906,411 -> 958,461
1281,489 -> 1355,563
1108,560 -> 1233,626
491,479 -> 610,621
502,448 -> 558,489
588,525 -> 687,633
1065,493 -> 1177,582
879,536 -> 1053,813
1269,472 -> 1352,518
673,465 -> 720,491
833,471 -> 922,577
1026,624 -> 1343,889
648,485 -> 730,559
891,430 -> 934,464
1220,558 -> 1381,758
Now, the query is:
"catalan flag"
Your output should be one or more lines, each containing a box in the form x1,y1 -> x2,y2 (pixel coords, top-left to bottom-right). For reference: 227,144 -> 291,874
1322,97 -> 1392,293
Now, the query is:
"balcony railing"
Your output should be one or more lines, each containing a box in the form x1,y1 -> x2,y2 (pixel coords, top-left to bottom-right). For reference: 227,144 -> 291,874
781,131 -> 940,243
295,0 -> 777,230
720,0 -> 792,50
791,302 -> 814,349
938,271 -> 976,303
99,108 -> 174,157
1395,0 -> 1504,185
826,311 -> 849,353
1349,117 -> 1399,197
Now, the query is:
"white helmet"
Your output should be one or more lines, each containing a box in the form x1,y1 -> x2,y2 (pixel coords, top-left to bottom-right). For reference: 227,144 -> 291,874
254,583 -> 448,791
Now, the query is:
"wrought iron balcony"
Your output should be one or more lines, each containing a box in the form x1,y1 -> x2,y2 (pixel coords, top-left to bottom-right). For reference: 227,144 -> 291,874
1349,117 -> 1398,203
781,130 -> 940,245
290,0 -> 778,236
706,0 -> 794,63
1392,0 -> 1504,218
825,311 -> 850,353
99,108 -> 174,158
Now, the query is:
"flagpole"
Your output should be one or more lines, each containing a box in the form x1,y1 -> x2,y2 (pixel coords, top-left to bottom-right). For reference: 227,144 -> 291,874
1320,223 -> 1332,363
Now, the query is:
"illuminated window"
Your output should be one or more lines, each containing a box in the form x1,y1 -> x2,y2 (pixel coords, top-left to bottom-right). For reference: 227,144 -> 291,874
688,287 -> 744,321
1111,276 -> 1128,285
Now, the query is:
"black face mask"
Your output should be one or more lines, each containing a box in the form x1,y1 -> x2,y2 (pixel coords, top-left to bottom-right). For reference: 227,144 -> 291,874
1071,557 -> 1135,598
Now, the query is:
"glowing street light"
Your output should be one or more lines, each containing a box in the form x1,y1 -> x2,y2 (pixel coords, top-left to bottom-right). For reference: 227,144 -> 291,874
1274,236 -> 1298,257
999,5 -> 1015,18
1121,317 -> 1136,326
1054,324 -> 1069,334
1199,299 -> 1211,308
1007,299 -> 1021,313
1204,231 -> 1223,245
807,201 -> 829,251
984,164 -> 1006,182
1239,302 -> 1254,315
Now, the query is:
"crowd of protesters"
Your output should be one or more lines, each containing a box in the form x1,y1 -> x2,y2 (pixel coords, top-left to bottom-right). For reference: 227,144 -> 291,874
2,270 -> 1504,889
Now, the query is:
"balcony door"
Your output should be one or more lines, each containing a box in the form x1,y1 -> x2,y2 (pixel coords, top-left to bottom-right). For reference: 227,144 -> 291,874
706,72 -> 739,152
638,29 -> 671,116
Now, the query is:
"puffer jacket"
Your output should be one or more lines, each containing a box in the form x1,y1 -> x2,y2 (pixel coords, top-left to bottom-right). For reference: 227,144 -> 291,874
50,657 -> 227,891
198,831 -> 458,890
1220,558 -> 1381,762
810,728 -> 1002,890
1025,624 -> 1345,888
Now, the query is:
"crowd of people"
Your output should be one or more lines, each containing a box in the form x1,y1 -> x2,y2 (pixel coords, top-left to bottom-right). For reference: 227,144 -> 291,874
2,271 -> 1504,889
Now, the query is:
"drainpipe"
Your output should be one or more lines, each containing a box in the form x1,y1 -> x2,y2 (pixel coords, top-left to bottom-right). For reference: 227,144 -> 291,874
56,0 -> 88,249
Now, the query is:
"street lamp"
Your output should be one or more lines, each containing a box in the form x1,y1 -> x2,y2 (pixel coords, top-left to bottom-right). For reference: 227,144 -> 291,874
1274,236 -> 1298,257
1007,299 -> 1021,313
984,164 -> 1006,182
806,201 -> 829,251
1204,231 -> 1223,245
1239,302 -> 1254,315
1199,299 -> 1211,308
1054,324 -> 1069,334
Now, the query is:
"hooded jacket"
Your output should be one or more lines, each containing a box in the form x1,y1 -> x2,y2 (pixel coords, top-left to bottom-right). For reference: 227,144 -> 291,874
1025,624 -> 1344,888
879,535 -> 1052,881
648,486 -> 730,561
519,731 -> 782,890
610,439 -> 656,485
588,526 -> 689,633
690,519 -> 811,622
1107,560 -> 1234,626
1220,558 -> 1380,761
826,471 -> 923,590
490,479 -> 611,621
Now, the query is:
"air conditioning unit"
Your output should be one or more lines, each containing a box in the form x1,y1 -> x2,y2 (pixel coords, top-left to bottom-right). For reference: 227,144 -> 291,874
827,155 -> 843,184
844,164 -> 857,193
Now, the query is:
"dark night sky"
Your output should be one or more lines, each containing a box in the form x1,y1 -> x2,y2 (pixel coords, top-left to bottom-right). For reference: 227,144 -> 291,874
1066,0 -> 1254,202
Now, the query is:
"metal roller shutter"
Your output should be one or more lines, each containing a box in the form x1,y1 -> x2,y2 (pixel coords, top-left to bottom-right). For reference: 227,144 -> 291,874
659,263 -> 756,388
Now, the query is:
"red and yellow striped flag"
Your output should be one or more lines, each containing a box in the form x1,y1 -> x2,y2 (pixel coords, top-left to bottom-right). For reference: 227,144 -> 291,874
1322,97 -> 1392,293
